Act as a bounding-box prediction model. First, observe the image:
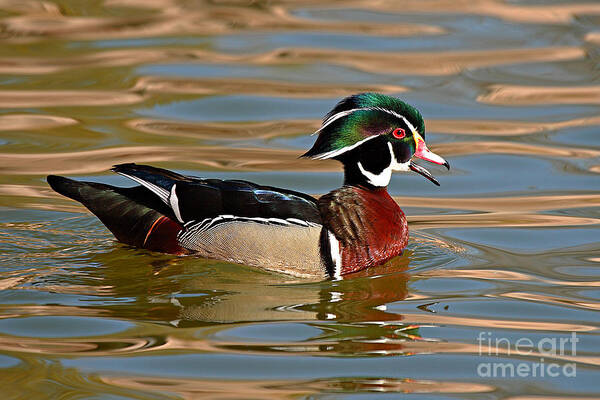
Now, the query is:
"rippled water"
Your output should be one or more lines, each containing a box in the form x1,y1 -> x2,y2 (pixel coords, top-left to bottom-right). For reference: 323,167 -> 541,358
1,0 -> 599,398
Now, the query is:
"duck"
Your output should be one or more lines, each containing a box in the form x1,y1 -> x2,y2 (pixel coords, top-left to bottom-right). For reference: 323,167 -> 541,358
47,93 -> 448,279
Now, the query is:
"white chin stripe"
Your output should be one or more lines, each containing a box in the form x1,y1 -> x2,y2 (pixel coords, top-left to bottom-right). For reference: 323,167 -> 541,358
358,161 -> 392,187
327,231 -> 342,280
357,142 -> 408,187
392,161 -> 410,172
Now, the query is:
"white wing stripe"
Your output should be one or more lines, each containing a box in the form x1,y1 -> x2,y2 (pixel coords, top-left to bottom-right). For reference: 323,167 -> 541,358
170,184 -> 184,223
116,173 -> 170,204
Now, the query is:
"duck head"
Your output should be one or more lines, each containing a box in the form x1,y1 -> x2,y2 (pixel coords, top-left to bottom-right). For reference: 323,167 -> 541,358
302,93 -> 449,188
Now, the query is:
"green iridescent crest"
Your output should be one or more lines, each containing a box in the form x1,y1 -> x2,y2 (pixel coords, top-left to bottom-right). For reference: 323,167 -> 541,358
302,93 -> 425,160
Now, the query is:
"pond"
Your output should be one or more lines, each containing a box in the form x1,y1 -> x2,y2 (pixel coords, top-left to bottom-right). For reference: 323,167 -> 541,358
0,0 -> 599,398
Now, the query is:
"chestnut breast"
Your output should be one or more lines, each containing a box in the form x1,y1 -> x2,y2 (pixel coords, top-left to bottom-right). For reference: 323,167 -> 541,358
318,186 -> 408,275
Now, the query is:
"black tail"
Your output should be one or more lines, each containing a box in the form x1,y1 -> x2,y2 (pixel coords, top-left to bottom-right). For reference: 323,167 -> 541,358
47,175 -> 175,249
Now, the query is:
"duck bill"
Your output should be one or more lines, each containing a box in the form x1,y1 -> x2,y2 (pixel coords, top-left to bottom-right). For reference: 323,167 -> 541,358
414,133 -> 450,170
409,161 -> 440,186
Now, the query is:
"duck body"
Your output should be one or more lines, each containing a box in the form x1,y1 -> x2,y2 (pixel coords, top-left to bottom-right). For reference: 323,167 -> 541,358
48,165 -> 407,279
48,93 -> 448,279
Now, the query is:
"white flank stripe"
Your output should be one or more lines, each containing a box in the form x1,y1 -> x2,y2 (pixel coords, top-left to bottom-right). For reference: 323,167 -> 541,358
178,215 -> 322,249
170,184 -> 184,223
191,217 -> 212,231
116,173 -> 169,204
328,231 -> 342,280
180,216 -> 320,241
287,218 -> 308,226
266,218 -> 290,225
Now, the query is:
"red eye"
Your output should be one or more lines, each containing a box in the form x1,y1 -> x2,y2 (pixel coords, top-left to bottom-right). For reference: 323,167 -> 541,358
392,128 -> 406,139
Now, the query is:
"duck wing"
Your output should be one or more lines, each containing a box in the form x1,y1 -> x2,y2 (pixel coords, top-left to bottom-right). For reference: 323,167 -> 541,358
111,163 -> 321,225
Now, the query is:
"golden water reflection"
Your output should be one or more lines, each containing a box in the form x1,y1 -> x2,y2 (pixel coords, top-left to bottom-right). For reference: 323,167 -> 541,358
479,84 -> 600,105
1,1 -> 443,41
0,89 -> 146,107
99,375 -> 495,398
0,46 -> 584,77
1,140 -> 597,175
132,76 -> 408,97
1,0 -> 599,398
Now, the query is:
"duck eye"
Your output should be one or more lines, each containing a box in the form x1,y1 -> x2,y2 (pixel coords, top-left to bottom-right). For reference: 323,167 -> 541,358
392,128 -> 406,139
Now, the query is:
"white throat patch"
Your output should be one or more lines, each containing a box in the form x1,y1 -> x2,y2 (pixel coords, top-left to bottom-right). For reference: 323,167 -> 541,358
357,142 -> 409,187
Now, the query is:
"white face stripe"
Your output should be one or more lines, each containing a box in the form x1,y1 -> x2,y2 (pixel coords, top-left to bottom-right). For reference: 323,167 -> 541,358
373,107 -> 418,136
328,230 -> 342,280
316,106 -> 417,135
312,108 -> 359,136
311,106 -> 419,159
311,135 -> 379,160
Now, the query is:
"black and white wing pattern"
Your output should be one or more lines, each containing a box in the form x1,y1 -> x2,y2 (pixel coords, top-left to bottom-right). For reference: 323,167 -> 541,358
112,163 -> 322,227
112,164 -> 327,276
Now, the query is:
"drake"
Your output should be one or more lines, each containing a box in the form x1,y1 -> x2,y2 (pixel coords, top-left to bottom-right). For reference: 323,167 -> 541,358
47,93 -> 448,279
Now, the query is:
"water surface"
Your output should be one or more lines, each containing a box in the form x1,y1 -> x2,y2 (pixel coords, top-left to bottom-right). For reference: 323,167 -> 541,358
1,0 -> 599,398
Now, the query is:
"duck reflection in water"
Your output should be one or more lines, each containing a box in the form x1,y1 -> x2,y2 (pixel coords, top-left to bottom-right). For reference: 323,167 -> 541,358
58,247 -> 419,357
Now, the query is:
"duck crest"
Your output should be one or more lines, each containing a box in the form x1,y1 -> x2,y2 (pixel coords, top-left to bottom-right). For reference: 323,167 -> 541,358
323,93 -> 425,132
302,93 -> 426,160
318,185 -> 408,275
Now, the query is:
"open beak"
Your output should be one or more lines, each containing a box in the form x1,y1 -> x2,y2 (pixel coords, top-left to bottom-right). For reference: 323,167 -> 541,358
410,161 -> 440,186
411,132 -> 450,185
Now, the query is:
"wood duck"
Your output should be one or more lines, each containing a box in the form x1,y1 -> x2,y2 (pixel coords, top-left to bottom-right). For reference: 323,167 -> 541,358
47,93 -> 448,279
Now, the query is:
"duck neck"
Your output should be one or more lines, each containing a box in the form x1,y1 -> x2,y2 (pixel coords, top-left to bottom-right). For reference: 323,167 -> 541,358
342,161 -> 391,190
337,137 -> 394,189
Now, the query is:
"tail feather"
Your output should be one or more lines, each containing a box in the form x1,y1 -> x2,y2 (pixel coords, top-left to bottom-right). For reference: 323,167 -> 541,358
47,175 -> 186,254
